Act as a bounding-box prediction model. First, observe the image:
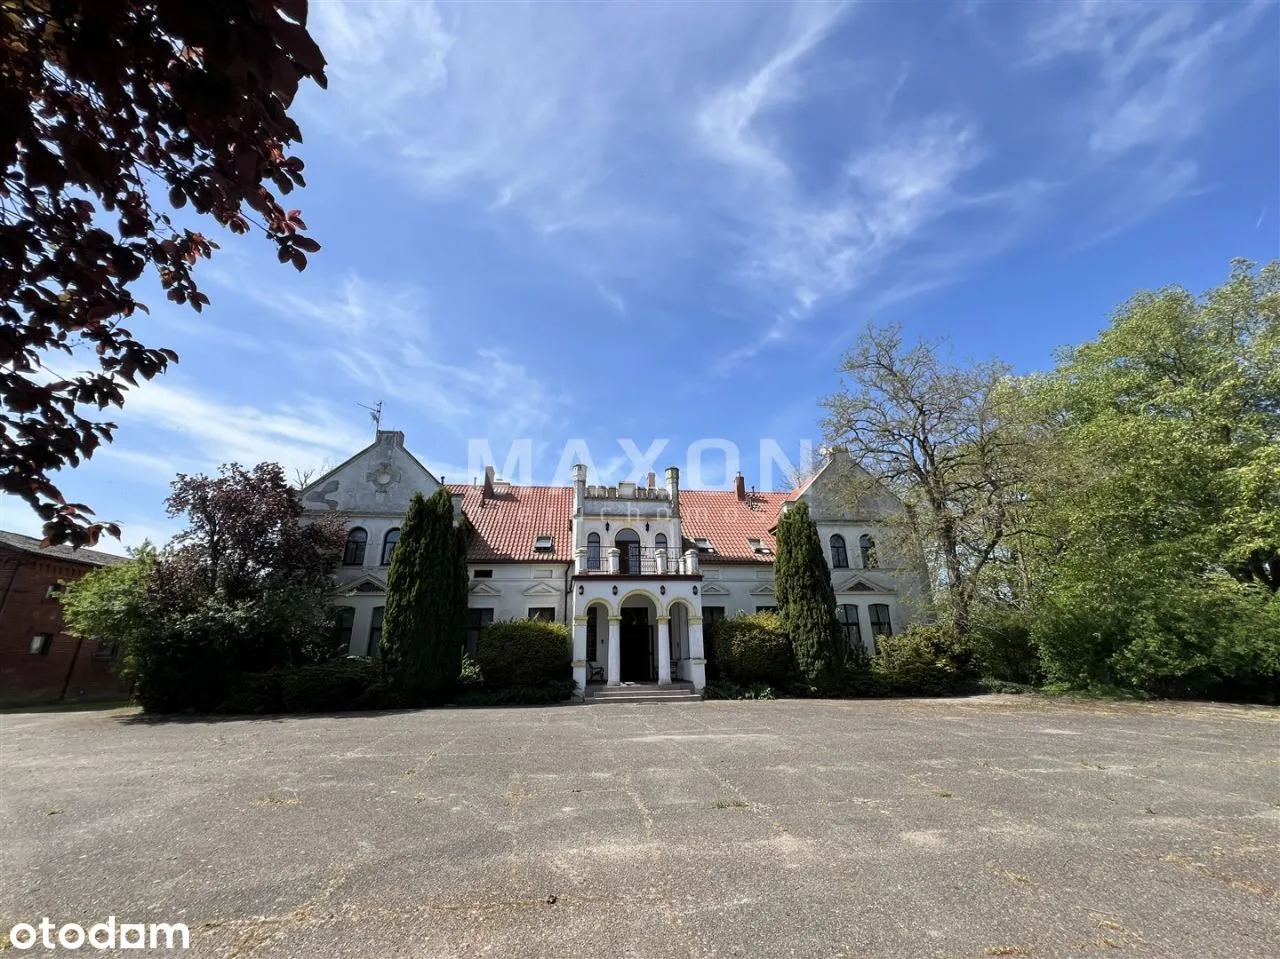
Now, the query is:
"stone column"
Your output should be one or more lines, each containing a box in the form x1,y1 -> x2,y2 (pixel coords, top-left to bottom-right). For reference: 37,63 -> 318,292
688,616 -> 707,690
574,547 -> 587,574
572,616 -> 588,695
607,548 -> 621,574
684,548 -> 700,574
655,548 -> 668,575
607,615 -> 622,685
656,616 -> 672,685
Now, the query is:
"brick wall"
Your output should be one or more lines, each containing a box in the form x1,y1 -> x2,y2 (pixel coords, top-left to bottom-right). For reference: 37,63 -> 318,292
0,547 -> 131,707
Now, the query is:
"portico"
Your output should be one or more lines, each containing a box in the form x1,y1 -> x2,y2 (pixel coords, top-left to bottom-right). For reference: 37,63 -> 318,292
571,582 -> 706,692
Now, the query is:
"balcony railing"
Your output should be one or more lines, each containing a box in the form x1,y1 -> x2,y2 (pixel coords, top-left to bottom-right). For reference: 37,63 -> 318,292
578,545 -> 689,575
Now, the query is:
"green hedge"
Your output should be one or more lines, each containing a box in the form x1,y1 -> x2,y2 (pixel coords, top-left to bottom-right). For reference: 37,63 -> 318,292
475,619 -> 572,689
218,659 -> 391,714
870,624 -> 976,697
707,612 -> 792,686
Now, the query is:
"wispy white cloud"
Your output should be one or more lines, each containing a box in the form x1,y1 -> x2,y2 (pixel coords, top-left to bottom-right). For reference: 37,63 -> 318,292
214,268 -> 566,442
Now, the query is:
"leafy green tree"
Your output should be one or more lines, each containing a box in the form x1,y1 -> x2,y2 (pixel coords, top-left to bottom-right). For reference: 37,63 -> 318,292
60,542 -> 160,679
1025,259 -> 1279,699
774,499 -> 842,688
381,489 -> 467,702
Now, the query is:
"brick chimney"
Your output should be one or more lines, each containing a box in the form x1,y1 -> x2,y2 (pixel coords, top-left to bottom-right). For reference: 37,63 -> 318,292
734,472 -> 746,500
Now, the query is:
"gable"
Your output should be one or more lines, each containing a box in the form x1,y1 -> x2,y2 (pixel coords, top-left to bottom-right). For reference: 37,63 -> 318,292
795,448 -> 902,522
698,583 -> 731,596
302,430 -> 440,514
469,581 -> 502,597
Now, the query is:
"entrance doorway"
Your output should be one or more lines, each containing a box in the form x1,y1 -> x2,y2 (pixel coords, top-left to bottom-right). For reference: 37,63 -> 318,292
619,606 -> 654,681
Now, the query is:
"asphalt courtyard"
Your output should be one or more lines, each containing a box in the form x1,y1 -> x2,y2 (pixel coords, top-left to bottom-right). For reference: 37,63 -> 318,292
2,696 -> 1277,958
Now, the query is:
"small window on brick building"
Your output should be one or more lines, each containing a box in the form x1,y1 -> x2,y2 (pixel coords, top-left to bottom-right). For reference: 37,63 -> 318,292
93,639 -> 120,661
30,634 -> 53,655
45,584 -> 65,599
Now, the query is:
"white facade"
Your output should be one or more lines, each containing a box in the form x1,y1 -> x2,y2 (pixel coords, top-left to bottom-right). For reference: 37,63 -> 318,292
301,433 -> 930,694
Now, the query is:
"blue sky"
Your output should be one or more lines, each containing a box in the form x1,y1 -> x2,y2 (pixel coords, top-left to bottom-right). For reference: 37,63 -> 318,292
3,0 -> 1277,553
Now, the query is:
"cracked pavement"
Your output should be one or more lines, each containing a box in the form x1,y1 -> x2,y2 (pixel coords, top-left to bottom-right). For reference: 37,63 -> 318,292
2,695 -> 1277,957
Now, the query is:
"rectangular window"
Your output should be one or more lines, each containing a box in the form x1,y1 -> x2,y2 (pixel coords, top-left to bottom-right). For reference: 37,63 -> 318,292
466,608 -> 494,654
45,584 -> 64,599
586,613 -> 598,660
335,607 -> 355,653
755,605 -> 777,614
93,638 -> 120,662
836,604 -> 862,650
368,607 -> 384,656
533,536 -> 554,552
472,569 -> 493,579
528,607 -> 556,622
29,634 -> 53,655
702,606 -> 726,624
869,604 -> 892,652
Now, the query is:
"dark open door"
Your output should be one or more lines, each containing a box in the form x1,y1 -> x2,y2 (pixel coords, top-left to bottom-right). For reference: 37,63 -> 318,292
619,607 -> 652,681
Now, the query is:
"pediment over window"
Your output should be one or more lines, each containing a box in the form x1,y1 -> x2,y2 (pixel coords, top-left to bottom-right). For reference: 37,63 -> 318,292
469,582 -> 502,597
835,575 -> 893,594
749,583 -> 776,596
522,581 -> 561,597
334,574 -> 386,596
699,583 -> 731,596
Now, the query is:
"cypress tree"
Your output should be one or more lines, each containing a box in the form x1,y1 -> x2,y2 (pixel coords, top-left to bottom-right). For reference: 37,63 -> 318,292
774,499 -> 843,690
381,489 -> 467,702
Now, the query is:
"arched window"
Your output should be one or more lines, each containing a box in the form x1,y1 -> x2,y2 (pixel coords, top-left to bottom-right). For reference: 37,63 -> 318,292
587,532 -> 601,570
342,527 -> 368,566
334,607 -> 355,654
860,534 -> 878,569
381,528 -> 400,566
615,529 -> 640,574
655,532 -> 668,552
830,534 -> 849,569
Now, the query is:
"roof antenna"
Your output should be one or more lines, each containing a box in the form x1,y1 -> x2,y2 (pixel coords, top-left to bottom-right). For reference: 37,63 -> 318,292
357,401 -> 383,434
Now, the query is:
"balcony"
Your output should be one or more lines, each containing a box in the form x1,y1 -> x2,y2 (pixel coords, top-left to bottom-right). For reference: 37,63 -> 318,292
576,546 -> 697,576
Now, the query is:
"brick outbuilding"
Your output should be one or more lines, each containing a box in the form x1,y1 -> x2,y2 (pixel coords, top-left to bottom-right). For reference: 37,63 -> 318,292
0,531 -> 131,707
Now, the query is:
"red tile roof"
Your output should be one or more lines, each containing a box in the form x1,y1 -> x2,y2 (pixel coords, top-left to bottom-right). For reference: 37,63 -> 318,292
677,490 -> 791,565
448,484 -> 791,566
448,485 -> 575,563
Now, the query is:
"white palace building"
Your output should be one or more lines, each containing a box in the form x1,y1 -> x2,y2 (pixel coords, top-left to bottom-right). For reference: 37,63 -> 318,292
302,431 -> 929,693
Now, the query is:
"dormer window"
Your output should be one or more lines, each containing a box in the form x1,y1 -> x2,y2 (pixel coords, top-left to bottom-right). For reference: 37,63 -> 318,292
693,537 -> 714,552
748,538 -> 772,555
533,536 -> 554,553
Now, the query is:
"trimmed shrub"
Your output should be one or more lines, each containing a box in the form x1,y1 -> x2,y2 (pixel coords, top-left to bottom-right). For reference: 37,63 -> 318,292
871,624 -> 975,697
711,612 -> 792,686
456,678 -> 577,706
475,619 -> 572,689
219,659 -> 387,714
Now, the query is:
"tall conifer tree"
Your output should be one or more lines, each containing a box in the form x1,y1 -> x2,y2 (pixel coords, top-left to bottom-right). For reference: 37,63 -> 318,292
382,489 -> 467,701
774,499 -> 843,689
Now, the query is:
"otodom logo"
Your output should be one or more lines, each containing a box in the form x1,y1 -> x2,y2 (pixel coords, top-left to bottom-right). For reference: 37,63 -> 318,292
8,917 -> 189,950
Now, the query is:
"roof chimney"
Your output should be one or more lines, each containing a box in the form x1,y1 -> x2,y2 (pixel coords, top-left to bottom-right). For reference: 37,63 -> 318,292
734,472 -> 746,501
572,463 -> 587,515
483,465 -> 495,499
665,466 -> 680,516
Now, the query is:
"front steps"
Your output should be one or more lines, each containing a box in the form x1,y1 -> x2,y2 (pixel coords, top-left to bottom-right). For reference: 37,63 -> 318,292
584,682 -> 701,705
